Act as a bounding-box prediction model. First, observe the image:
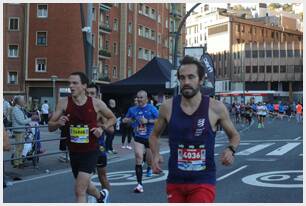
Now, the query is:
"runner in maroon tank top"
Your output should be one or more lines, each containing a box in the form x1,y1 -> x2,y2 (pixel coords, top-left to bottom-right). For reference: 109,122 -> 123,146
48,72 -> 116,203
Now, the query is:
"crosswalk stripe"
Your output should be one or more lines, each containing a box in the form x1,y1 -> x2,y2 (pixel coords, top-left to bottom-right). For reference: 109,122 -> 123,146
235,143 -> 275,155
266,143 -> 301,156
215,144 -> 224,148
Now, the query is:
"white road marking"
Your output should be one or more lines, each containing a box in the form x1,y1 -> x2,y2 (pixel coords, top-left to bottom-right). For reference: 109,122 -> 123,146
235,143 -> 275,156
266,143 -> 301,156
217,165 -> 248,181
294,136 -> 302,140
217,139 -> 302,144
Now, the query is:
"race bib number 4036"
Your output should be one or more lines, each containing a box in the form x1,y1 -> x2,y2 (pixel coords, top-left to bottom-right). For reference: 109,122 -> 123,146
177,145 -> 206,171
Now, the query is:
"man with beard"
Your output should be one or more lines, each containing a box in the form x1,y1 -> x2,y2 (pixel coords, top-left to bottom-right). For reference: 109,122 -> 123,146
149,56 -> 240,203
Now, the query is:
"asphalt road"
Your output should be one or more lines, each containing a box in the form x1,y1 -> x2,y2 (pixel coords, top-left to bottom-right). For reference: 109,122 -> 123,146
3,118 -> 303,203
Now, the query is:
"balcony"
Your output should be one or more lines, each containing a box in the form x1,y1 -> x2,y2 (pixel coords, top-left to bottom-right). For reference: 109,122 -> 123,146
99,49 -> 111,59
99,22 -> 111,34
98,75 -> 110,82
169,9 -> 182,18
100,3 -> 112,12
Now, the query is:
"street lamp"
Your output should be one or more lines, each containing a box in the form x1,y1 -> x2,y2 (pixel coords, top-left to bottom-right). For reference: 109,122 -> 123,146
50,75 -> 58,111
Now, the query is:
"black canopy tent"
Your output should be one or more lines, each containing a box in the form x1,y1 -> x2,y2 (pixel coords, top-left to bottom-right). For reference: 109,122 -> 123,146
100,57 -> 175,94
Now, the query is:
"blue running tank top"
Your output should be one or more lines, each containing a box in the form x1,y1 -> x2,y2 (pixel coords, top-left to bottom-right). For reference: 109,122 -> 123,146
167,95 -> 216,185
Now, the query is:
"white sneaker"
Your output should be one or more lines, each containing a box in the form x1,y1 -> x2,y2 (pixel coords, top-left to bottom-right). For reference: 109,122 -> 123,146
134,184 -> 144,193
121,145 -> 126,149
126,145 -> 132,150
102,189 -> 109,203
87,195 -> 97,203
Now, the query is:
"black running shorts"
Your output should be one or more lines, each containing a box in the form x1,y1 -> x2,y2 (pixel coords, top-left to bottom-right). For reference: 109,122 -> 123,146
69,149 -> 99,178
134,136 -> 150,148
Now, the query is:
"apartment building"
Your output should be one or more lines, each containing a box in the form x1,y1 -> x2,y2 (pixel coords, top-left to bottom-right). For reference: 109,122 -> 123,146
96,3 -> 185,83
3,3 -> 185,109
185,4 -> 303,102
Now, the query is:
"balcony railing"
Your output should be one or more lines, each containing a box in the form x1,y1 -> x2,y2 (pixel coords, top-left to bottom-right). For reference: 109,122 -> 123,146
99,22 -> 111,33
99,49 -> 111,58
170,9 -> 182,18
100,3 -> 112,12
98,75 -> 110,82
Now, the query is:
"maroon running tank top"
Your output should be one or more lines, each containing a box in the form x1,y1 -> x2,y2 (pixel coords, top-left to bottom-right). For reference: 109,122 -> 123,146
64,96 -> 98,152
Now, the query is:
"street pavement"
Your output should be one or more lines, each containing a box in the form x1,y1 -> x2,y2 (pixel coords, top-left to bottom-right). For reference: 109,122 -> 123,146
3,117 -> 303,203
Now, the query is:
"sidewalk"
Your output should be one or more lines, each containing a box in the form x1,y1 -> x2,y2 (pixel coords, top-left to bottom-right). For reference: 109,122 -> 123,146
4,121 -> 249,183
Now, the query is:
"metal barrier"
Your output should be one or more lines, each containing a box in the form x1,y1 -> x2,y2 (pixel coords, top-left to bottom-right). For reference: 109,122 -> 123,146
4,124 -> 69,169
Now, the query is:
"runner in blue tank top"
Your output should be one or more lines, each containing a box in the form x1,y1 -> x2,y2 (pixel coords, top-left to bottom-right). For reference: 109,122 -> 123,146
122,90 -> 159,193
149,56 -> 240,203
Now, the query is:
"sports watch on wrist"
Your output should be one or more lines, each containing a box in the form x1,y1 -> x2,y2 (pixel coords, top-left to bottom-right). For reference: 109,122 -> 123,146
227,145 -> 236,155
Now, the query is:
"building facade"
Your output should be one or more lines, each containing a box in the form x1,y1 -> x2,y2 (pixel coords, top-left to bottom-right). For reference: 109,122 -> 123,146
185,4 -> 303,102
3,3 -> 185,109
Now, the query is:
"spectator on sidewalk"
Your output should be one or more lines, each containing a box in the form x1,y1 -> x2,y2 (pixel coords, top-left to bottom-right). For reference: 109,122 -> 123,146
11,96 -> 35,168
41,100 -> 49,125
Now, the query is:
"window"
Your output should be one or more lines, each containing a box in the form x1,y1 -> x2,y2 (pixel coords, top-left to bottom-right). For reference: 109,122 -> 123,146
157,34 -> 161,44
35,58 -> 47,72
128,45 -> 132,57
273,65 -> 279,73
145,28 -> 150,38
259,66 -> 265,73
144,49 -> 149,60
92,7 -> 96,21
241,25 -> 244,33
128,22 -> 132,33
237,51 -> 240,59
103,65 -> 109,77
280,65 -> 286,73
36,31 -> 47,45
9,17 -> 19,31
113,18 -> 118,31
165,20 -> 168,28
287,65 -> 294,73
151,9 -> 156,19
112,66 -> 117,78
246,66 -> 251,73
138,48 -> 143,59
287,50 -> 293,57
128,3 -> 133,11
37,4 -> 48,18
259,50 -> 265,58
138,25 -> 143,36
8,45 -> 19,58
151,51 -> 155,59
113,42 -> 117,55
294,65 -> 302,73
273,50 -> 279,57
151,30 -> 156,40
294,50 -> 300,57
252,66 -> 258,73
252,50 -> 258,58
145,6 -> 150,16
266,50 -> 272,58
245,50 -> 251,58
8,72 -> 18,84
128,67 -> 132,77
139,3 -> 143,14
280,50 -> 286,57
158,14 -> 161,23
266,66 -> 272,73
236,24 -> 240,32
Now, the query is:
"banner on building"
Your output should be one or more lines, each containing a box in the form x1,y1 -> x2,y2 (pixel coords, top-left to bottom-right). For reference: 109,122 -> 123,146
200,53 -> 215,96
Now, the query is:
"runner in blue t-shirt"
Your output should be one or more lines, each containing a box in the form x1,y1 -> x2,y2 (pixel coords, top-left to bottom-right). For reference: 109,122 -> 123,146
122,90 -> 158,193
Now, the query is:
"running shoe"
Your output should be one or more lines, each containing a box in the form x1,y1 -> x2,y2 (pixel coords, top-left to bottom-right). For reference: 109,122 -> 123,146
134,184 -> 144,193
121,145 -> 126,149
126,145 -> 132,150
146,167 -> 152,177
87,195 -> 97,203
102,189 -> 109,203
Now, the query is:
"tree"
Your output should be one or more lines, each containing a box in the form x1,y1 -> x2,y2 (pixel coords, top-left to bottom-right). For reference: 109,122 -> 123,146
282,4 -> 293,12
268,3 -> 282,11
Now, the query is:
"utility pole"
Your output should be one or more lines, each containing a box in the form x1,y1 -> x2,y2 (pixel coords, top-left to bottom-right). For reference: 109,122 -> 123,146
172,3 -> 201,94
80,4 -> 94,82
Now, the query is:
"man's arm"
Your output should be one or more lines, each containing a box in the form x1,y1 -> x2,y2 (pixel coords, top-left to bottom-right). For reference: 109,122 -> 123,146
95,99 -> 116,130
217,100 -> 240,165
48,98 -> 68,132
149,102 -> 169,173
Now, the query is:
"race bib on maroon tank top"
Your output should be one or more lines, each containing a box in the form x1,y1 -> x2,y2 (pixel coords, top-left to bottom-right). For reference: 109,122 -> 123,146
177,144 -> 206,171
70,125 -> 89,143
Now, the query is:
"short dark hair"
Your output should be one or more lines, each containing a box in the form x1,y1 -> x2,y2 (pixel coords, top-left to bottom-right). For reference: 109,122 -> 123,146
70,72 -> 89,86
177,55 -> 205,81
44,100 -> 47,103
88,83 -> 99,94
